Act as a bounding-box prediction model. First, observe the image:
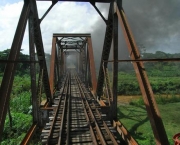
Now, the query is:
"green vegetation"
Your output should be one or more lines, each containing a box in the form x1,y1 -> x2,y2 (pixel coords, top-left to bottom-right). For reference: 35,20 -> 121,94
2,113 -> 32,145
117,51 -> 180,144
0,49 -> 30,75
0,49 -> 49,145
117,51 -> 180,95
118,72 -> 180,95
129,95 -> 180,106
0,50 -> 32,144
118,102 -> 180,145
1,76 -> 32,145
1,49 -> 180,144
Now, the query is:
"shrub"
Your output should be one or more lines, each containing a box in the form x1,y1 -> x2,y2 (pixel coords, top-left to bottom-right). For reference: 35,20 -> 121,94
10,92 -> 31,114
2,113 -> 32,141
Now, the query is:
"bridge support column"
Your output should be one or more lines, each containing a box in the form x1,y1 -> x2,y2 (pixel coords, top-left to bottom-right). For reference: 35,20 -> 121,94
49,37 -> 56,98
30,0 -> 52,104
87,37 -> 97,94
115,2 -> 169,144
112,7 -> 118,120
0,1 -> 30,139
96,2 -> 113,99
29,12 -> 39,123
60,48 -> 64,75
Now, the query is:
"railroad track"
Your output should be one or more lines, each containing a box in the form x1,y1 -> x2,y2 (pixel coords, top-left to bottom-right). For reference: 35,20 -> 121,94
41,70 -> 121,144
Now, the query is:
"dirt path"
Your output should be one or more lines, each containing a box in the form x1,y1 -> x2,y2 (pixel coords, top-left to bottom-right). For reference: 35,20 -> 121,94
118,95 -> 140,104
118,94 -> 180,105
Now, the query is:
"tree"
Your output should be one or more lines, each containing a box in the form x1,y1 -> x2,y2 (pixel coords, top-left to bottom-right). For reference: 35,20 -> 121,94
0,49 -> 30,75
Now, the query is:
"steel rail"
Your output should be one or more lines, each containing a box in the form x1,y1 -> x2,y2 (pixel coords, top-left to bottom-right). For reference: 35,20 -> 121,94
46,73 -> 69,144
80,76 -> 119,145
73,73 -> 98,145
97,108 -> 119,145
113,120 -> 138,145
66,72 -> 71,145
57,73 -> 70,144
75,74 -> 108,145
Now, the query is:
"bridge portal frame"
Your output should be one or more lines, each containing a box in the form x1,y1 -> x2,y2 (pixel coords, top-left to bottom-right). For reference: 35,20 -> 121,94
0,0 -> 170,144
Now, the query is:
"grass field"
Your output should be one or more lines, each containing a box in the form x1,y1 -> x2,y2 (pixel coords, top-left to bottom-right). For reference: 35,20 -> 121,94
118,102 -> 180,145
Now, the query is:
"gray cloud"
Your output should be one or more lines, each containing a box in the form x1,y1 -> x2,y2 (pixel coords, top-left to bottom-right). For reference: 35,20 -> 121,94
1,0 -> 179,61
91,0 -> 180,56
88,0 -> 180,70
122,0 -> 180,53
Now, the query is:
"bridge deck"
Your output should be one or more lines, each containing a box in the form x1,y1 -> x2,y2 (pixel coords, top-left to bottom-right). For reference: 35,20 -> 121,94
41,70 -> 121,144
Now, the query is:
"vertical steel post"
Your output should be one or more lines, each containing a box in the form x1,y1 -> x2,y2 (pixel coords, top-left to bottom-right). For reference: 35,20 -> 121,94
30,0 -> 52,103
115,2 -> 169,144
29,11 -> 38,123
96,2 -> 113,98
64,52 -> 66,72
79,51 -> 82,74
87,37 -> 97,94
77,52 -> 79,73
112,4 -> 118,120
81,46 -> 86,81
49,37 -> 56,98
60,48 -> 64,76
85,44 -> 89,87
0,2 -> 30,140
55,46 -> 60,83
57,43 -> 61,78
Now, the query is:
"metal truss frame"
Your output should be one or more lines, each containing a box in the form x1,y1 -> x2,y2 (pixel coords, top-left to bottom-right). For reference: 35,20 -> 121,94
0,0 -> 170,144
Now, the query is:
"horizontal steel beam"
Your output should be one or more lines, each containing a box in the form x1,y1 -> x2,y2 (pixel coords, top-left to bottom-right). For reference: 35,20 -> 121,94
60,41 -> 83,46
61,46 -> 81,49
53,33 -> 91,37
64,51 -> 79,55
0,60 -> 39,63
36,0 -> 111,2
20,123 -> 37,145
61,41 -> 83,43
104,58 -> 180,62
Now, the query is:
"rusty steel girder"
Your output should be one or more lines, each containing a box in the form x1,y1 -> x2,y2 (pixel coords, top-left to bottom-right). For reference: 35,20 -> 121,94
0,0 -> 173,144
0,1 -> 30,140
51,34 -> 97,93
29,12 -> 39,123
0,0 -> 53,140
112,4 -> 119,120
49,37 -> 56,98
87,37 -> 97,93
29,0 -> 52,103
115,2 -> 169,144
96,2 -> 114,98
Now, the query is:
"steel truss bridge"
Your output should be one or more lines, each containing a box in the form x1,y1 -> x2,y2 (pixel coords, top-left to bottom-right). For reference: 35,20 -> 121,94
0,0 -> 178,144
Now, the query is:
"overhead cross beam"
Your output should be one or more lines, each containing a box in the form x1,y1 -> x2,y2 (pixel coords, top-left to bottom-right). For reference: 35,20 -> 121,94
36,0 -> 111,2
49,34 -> 97,96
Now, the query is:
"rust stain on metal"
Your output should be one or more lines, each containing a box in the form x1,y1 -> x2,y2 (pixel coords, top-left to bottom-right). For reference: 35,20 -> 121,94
49,37 -> 56,97
87,37 -> 97,94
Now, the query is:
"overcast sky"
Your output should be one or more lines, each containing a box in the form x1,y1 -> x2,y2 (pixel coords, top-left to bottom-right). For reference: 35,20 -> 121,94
0,0 -> 180,58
